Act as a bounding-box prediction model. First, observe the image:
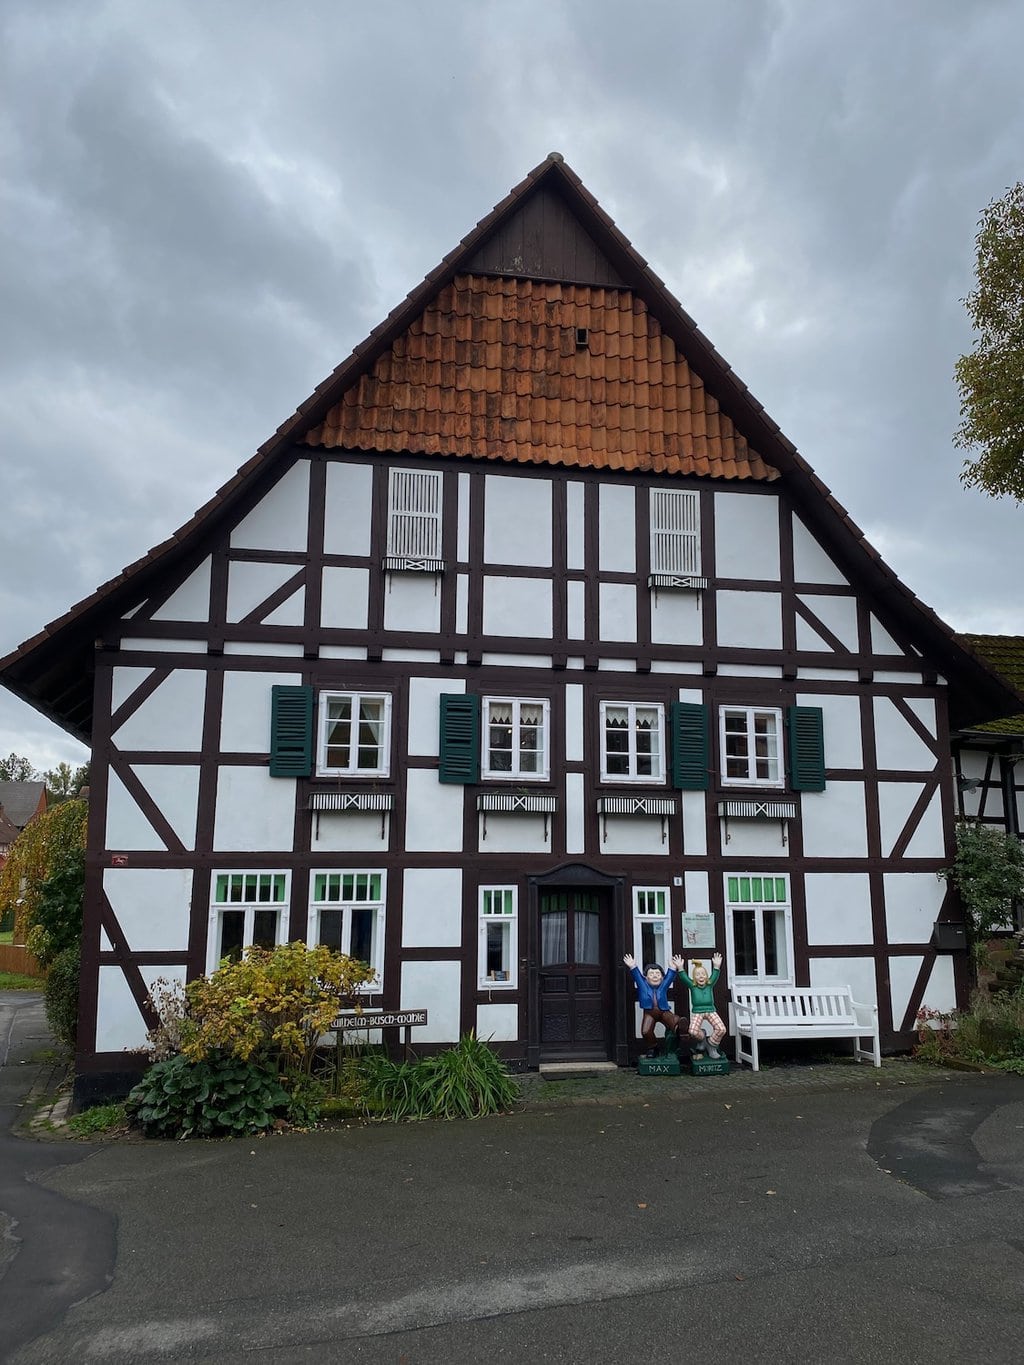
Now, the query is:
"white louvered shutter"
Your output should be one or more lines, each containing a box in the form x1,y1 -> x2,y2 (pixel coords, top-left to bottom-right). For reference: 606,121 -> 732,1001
650,489 -> 700,575
387,469 -> 442,560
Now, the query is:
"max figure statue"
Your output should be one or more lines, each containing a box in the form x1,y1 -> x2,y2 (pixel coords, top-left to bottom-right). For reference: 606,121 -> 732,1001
671,952 -> 726,1059
623,954 -> 682,1057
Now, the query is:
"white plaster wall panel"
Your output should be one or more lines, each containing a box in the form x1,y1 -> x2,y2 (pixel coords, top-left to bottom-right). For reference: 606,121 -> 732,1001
870,615 -> 904,655
716,592 -> 783,650
719,818 -> 791,858
311,812 -> 389,852
798,668 -> 859,682
409,676 -> 462,758
476,813 -> 550,853
224,642 -> 304,657
565,684 -> 584,763
401,868 -> 462,947
677,688 -> 704,704
904,697 -> 937,735
103,868 -> 193,952
650,589 -> 702,646
921,955 -> 957,1014
382,648 -> 441,663
883,872 -> 945,945
113,669 -> 206,752
401,960 -> 461,1042
484,475 -> 552,567
323,461 -> 373,556
599,583 -> 637,643
404,770 -> 465,852
384,574 -> 441,634
121,638 -> 206,653
876,782 -> 945,860
797,692 -> 863,770
320,646 -> 366,660
796,594 -> 858,653
566,482 -> 585,570
456,574 -> 469,634
151,558 -> 212,622
100,927 -> 112,951
808,957 -> 878,1009
718,664 -> 781,678
598,484 -> 635,572
714,492 -> 780,581
227,561 -> 300,624
651,659 -> 702,674
804,873 -> 873,945
477,1003 -> 519,1041
598,658 -> 635,672
130,765 -> 200,849
875,671 -> 923,685
873,698 -> 936,771
902,788 -> 944,859
565,773 -> 585,854
567,580 -> 586,638
213,767 -> 296,851
792,517 -> 849,586
481,653 -> 553,668
683,870 -> 710,914
262,589 -> 305,628
958,750 -> 988,782
95,967 -> 149,1053
111,667 -> 154,713
599,816 -> 668,856
681,793 -> 707,855
482,577 -> 552,638
889,956 -> 924,1031
457,473 -> 471,561
320,567 -> 370,631
800,783 -> 869,858
231,460 -> 310,553
105,771 -> 165,851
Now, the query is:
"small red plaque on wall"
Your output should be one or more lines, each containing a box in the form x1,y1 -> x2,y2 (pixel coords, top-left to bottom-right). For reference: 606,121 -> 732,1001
111,854 -> 129,867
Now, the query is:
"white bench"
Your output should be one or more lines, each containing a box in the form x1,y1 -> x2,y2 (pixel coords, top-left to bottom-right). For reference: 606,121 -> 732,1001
730,987 -> 880,1072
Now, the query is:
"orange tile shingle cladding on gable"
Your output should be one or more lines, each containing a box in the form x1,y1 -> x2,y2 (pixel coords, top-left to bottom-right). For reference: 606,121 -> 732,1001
302,275 -> 779,481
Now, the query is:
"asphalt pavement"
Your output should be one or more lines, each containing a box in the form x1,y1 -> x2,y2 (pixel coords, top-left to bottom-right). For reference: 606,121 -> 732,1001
2,991 -> 1023,1364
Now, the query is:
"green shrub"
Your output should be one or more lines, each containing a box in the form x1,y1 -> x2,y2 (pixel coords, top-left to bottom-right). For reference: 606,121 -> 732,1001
360,1034 -> 520,1122
126,1052 -> 289,1139
915,986 -> 1024,1069
283,1073 -> 328,1128
45,944 -> 80,1048
67,1103 -> 128,1137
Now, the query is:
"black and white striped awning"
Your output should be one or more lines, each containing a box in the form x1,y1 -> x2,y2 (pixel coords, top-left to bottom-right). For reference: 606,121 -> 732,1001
716,799 -> 797,820
309,792 -> 394,813
477,793 -> 558,814
596,796 -> 678,817
647,574 -> 709,590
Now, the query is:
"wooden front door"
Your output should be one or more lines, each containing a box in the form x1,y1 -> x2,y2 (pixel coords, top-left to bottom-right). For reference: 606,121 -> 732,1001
538,889 -> 611,1059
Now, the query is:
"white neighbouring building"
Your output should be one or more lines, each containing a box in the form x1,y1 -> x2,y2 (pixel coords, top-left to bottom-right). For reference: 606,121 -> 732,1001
2,155 -> 1020,1102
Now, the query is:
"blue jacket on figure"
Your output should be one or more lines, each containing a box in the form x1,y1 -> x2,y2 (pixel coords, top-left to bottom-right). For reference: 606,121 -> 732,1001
629,963 -> 677,1011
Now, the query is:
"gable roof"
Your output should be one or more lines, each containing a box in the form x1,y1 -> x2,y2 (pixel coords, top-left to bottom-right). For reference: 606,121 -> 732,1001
0,780 -> 47,829
1,153 -> 1022,741
956,635 -> 1024,736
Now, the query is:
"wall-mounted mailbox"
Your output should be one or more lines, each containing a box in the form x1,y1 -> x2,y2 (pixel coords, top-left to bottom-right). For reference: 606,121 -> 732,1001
932,921 -> 967,952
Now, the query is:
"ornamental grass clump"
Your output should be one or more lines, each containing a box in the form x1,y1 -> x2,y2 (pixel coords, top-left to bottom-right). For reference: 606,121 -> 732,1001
360,1033 -> 520,1121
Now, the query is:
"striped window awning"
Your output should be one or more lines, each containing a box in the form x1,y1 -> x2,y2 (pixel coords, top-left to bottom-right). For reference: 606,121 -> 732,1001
477,793 -> 558,814
382,556 -> 445,574
716,799 -> 798,820
596,796 -> 678,817
309,792 -> 394,813
647,574 -> 709,591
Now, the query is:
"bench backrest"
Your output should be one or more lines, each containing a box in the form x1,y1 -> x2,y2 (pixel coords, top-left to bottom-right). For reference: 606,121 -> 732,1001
731,987 -> 857,1024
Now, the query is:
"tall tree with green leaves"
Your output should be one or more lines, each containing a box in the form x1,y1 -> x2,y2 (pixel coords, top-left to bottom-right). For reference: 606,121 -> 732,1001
0,753 -> 39,782
955,182 -> 1024,501
44,761 -> 89,800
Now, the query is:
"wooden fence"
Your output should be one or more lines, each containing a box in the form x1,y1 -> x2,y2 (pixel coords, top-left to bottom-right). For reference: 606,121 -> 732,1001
0,943 -> 44,978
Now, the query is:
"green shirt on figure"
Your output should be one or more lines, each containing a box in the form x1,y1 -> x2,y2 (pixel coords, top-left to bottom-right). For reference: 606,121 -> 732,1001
679,967 -> 719,1013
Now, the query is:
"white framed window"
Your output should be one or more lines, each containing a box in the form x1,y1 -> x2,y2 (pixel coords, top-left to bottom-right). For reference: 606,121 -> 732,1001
308,871 -> 385,986
209,871 -> 289,969
600,701 -> 665,783
724,874 -> 793,985
387,468 -> 442,562
720,706 -> 783,787
650,488 -> 700,576
632,887 -> 671,968
478,886 -> 518,988
318,692 -> 391,777
482,698 -> 550,780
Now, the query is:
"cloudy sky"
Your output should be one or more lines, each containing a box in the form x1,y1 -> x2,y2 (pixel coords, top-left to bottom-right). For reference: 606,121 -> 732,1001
2,0 -> 1022,771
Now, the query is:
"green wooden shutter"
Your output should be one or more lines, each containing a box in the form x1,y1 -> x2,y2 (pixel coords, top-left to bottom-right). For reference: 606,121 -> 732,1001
670,701 -> 709,790
439,694 -> 480,784
788,706 -> 826,791
269,685 -> 314,778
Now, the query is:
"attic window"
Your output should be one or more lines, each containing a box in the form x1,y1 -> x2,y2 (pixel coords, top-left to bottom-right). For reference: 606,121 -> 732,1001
575,327 -> 589,349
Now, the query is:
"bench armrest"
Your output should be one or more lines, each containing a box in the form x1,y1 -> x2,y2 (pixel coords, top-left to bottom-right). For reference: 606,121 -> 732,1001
732,1001 -> 755,1025
849,999 -> 878,1026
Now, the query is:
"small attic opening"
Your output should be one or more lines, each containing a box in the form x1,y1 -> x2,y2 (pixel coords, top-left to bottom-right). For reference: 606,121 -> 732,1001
575,327 -> 589,350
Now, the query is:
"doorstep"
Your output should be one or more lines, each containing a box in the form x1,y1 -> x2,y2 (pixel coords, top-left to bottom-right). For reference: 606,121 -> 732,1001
539,1061 -> 620,1081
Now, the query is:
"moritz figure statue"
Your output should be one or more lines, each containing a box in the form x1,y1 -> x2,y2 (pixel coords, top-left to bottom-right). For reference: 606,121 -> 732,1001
671,952 -> 726,1059
623,954 -> 682,1057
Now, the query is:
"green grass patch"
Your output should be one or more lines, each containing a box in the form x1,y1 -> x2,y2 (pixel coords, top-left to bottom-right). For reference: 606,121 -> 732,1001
0,929 -> 13,945
0,970 -> 44,991
67,1103 -> 128,1137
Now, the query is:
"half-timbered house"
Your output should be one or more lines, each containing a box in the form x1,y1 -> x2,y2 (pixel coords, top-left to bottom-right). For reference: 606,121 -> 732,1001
2,155 -> 1021,1101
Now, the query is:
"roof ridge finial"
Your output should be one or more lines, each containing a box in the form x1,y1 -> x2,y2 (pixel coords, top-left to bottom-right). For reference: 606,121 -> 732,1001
546,150 -> 564,162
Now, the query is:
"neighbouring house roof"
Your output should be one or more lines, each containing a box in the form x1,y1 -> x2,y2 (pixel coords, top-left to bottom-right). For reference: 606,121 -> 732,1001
0,780 -> 47,829
0,807 -> 19,850
956,635 -> 1024,736
1,153 -> 1022,742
